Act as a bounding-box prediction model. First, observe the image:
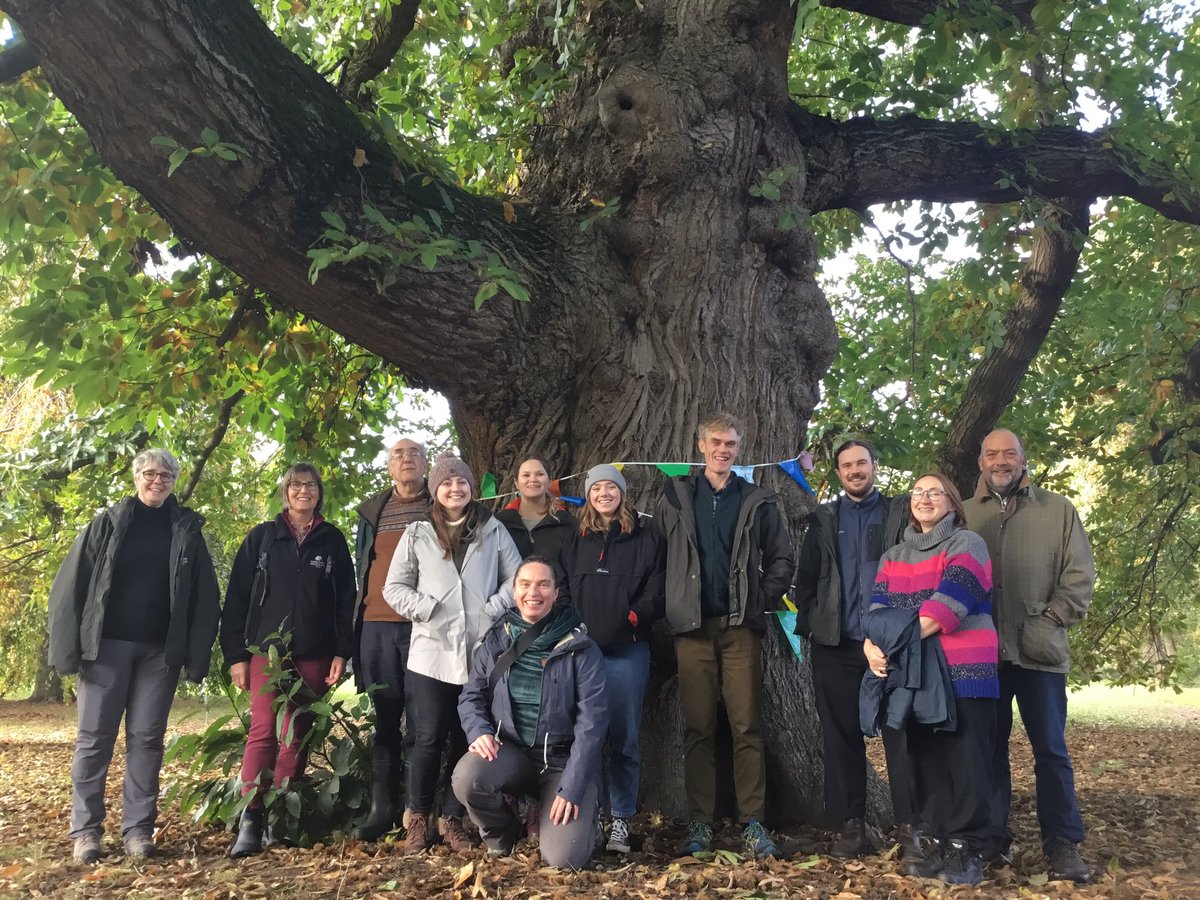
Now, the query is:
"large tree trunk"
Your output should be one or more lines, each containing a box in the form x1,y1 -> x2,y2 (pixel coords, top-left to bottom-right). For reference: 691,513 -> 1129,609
28,633 -> 64,703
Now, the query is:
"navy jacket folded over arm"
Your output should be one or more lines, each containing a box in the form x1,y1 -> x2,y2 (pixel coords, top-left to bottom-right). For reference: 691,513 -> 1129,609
860,606 -> 957,736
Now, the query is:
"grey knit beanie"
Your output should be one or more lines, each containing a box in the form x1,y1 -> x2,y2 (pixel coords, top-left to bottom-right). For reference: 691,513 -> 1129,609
428,453 -> 475,495
584,463 -> 627,495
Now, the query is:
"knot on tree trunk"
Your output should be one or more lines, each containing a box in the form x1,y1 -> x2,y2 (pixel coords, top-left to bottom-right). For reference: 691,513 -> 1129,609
596,67 -> 693,184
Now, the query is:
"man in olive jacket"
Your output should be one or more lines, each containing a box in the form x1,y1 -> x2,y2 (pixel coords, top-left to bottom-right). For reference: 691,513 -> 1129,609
660,413 -> 793,859
963,429 -> 1094,883
792,439 -> 916,859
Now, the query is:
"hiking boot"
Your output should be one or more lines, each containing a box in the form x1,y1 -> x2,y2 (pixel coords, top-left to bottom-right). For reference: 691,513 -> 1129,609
525,800 -> 541,840
678,820 -> 712,856
830,817 -> 878,858
607,817 -> 631,854
404,811 -> 431,854
937,839 -> 983,886
440,815 -> 476,853
896,823 -> 922,862
907,836 -> 945,877
983,843 -> 1014,868
73,833 -> 103,863
742,818 -> 780,859
1047,837 -> 1090,883
123,831 -> 156,859
229,809 -> 264,858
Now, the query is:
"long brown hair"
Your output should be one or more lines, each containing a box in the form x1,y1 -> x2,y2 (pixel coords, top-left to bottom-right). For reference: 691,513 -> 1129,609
578,493 -> 636,536
429,499 -> 479,560
908,471 -> 966,531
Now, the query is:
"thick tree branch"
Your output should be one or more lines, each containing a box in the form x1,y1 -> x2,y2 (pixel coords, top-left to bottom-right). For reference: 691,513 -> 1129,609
795,109 -> 1200,226
177,390 -> 245,503
2,0 -> 565,397
0,33 -> 37,81
938,198 -> 1091,494
338,0 -> 422,100
819,0 -> 1033,28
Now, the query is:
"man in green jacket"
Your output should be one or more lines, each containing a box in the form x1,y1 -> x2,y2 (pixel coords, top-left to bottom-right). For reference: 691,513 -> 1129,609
660,413 -> 794,860
963,429 -> 1094,883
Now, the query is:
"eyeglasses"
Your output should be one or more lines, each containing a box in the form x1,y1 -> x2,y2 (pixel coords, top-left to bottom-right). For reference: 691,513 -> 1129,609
140,471 -> 176,483
288,480 -> 319,491
391,449 -> 425,460
912,489 -> 948,500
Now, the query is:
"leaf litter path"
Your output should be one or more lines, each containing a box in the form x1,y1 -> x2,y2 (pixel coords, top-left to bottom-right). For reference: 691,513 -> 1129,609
0,700 -> 1197,899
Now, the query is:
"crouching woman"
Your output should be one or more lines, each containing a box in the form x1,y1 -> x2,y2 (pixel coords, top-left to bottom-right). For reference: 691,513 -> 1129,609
452,557 -> 607,869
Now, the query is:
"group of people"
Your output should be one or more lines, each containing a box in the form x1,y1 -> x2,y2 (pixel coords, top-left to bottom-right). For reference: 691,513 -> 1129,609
46,415 -> 1094,887
794,432 -> 1094,884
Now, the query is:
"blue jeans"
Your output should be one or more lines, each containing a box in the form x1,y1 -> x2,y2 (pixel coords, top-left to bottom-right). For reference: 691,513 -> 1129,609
991,664 -> 1084,851
603,641 -> 651,819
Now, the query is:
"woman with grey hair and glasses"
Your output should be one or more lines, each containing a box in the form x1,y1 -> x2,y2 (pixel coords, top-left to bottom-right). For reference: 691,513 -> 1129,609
219,462 -> 355,857
48,448 -> 221,863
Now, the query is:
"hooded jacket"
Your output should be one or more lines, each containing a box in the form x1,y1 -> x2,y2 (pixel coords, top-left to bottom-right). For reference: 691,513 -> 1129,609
495,500 -> 576,561
659,472 -> 793,635
47,495 -> 221,683
382,505 -> 522,685
963,475 -> 1094,673
792,492 -> 909,645
219,515 -> 356,665
557,512 -> 666,650
458,604 -> 608,805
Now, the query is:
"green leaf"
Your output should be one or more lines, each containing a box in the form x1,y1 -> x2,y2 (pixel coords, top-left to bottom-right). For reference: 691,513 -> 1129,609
150,135 -> 179,149
473,281 -> 498,310
166,147 -> 190,176
200,126 -> 220,147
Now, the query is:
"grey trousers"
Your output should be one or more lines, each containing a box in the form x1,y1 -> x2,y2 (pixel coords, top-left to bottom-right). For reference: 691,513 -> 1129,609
452,743 -> 599,870
70,638 -> 180,839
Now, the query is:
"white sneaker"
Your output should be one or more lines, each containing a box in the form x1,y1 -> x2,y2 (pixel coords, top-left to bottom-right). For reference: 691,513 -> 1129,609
606,817 -> 631,854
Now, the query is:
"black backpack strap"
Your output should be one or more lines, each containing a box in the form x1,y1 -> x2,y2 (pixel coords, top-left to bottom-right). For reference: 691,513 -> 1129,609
488,614 -> 554,693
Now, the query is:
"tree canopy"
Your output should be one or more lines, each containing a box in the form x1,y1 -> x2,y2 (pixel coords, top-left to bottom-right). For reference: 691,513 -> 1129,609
0,0 -> 1198,793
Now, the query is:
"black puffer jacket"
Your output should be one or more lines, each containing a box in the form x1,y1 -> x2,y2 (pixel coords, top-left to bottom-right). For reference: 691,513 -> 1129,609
220,515 -> 355,665
495,501 -> 576,561
557,514 -> 665,650
47,495 -> 221,683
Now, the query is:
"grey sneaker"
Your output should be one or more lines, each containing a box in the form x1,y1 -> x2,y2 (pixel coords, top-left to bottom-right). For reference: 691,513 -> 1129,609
607,817 -> 631,854
679,820 -> 713,856
73,833 -> 103,863
123,831 -> 156,858
742,818 -> 780,859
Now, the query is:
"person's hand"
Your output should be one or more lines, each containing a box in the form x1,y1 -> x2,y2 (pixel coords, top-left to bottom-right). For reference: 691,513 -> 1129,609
469,734 -> 501,761
863,639 -> 888,678
326,656 -> 346,685
548,795 -> 579,826
230,661 -> 250,691
918,616 -> 942,639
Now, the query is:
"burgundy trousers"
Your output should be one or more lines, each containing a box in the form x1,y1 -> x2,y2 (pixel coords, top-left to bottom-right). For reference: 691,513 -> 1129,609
240,655 -> 331,806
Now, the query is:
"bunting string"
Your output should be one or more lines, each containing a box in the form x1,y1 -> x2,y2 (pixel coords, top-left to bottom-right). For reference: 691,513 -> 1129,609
478,452 -> 815,502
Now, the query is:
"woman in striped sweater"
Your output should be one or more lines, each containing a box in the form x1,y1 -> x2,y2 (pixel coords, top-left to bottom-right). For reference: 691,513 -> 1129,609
867,471 -> 998,886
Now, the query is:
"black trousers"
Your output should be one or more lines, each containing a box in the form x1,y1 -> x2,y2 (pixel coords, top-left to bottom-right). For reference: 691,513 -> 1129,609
405,670 -> 467,818
812,637 -> 918,824
911,697 -> 996,849
358,620 -> 414,756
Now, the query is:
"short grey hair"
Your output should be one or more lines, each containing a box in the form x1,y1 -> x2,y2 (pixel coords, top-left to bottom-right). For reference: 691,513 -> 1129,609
133,448 -> 180,480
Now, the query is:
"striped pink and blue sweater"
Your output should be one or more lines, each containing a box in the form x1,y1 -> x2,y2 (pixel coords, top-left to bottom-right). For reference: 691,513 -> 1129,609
871,514 -> 999,699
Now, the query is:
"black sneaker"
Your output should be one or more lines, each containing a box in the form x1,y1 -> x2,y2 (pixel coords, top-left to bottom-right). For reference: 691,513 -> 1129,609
907,836 -> 944,878
1046,837 -> 1090,883
938,840 -> 983,886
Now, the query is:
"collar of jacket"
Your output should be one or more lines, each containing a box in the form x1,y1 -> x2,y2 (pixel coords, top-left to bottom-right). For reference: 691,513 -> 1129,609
902,511 -> 962,550
356,484 -> 429,523
973,471 -> 1032,501
664,469 -> 773,513
107,493 -> 198,530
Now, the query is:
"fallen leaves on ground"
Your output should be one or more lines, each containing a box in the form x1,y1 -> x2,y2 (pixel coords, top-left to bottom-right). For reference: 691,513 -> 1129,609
1,699 -> 1198,898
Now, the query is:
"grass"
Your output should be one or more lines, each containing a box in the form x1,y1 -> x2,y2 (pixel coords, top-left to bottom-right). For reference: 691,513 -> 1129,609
1067,684 -> 1200,727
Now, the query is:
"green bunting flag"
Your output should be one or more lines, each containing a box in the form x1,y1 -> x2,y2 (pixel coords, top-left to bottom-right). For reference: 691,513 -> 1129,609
480,472 -> 497,499
655,463 -> 692,477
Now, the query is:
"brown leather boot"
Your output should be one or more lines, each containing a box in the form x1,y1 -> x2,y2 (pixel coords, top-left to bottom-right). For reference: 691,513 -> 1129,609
897,823 -> 923,862
404,811 -> 430,854
440,816 -> 477,853
830,818 -> 878,858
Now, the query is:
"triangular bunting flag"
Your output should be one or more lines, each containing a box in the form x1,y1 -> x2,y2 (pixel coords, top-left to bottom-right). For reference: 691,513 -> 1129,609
549,479 -> 561,496
612,463 -> 625,472
778,459 -> 815,495
480,472 -> 497,499
656,463 -> 692,477
731,465 -> 755,483
559,495 -> 585,507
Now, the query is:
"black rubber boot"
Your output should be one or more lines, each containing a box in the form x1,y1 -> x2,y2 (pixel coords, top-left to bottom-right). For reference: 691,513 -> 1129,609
230,808 -> 264,858
352,748 -> 400,841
